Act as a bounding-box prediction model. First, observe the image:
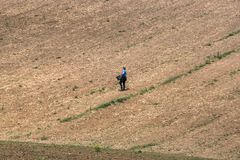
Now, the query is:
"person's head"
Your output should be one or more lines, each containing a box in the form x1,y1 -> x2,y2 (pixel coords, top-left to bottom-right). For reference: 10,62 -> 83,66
123,66 -> 126,70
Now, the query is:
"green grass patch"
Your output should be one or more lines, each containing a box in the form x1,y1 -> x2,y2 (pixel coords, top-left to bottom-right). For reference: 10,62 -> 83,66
215,29 -> 240,42
60,94 -> 136,123
213,50 -> 235,60
94,101 -> 112,110
190,50 -> 235,73
221,50 -> 235,57
139,86 -> 155,95
94,145 -> 102,152
94,94 -> 135,111
162,49 -> 236,85
162,73 -> 186,85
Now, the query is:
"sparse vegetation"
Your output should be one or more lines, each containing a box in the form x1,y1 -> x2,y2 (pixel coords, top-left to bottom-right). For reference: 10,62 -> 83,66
204,43 -> 212,46
90,87 -> 106,95
214,50 -> 235,59
162,73 -> 186,84
1,1 -> 239,159
119,30 -> 126,33
60,112 -> 86,122
94,145 -> 102,152
207,79 -> 218,86
72,85 -> 79,91
5,21 -> 9,28
60,48 -> 239,123
131,143 -> 157,150
26,132 -> 32,137
0,141 -> 213,160
139,86 -> 155,95
189,114 -> 221,132
162,49 -> 237,85
230,68 -> 240,77
94,94 -> 134,110
10,135 -> 20,139
218,29 -> 240,41
40,136 -> 48,141
230,70 -> 238,76
94,101 -> 112,110
60,94 -> 136,122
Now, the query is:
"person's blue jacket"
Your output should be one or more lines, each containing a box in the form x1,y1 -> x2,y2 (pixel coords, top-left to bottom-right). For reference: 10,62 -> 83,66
122,69 -> 127,78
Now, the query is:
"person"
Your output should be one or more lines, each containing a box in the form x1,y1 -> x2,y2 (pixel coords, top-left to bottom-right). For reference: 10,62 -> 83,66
119,67 -> 127,91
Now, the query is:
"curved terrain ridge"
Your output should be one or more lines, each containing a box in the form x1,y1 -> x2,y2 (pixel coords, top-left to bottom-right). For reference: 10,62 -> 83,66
0,0 -> 240,159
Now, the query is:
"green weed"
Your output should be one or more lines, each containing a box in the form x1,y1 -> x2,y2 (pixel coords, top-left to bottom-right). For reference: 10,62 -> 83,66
26,132 -> 32,137
230,70 -> 238,76
139,86 -> 155,95
60,94 -> 135,122
72,85 -> 79,91
11,135 -> 20,139
60,112 -> 86,123
40,136 -> 48,141
221,29 -> 240,40
162,73 -> 185,84
162,49 -> 236,85
90,87 -> 106,95
204,43 -> 212,46
94,145 -> 102,152
94,95 -> 134,111
207,79 -> 218,86
94,101 -> 112,110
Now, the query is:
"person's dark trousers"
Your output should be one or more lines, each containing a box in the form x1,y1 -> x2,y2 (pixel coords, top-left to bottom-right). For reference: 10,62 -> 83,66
119,76 -> 127,90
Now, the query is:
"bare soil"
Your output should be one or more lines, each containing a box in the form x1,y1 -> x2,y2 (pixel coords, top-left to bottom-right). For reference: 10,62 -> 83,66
0,141 -> 212,160
0,0 -> 240,160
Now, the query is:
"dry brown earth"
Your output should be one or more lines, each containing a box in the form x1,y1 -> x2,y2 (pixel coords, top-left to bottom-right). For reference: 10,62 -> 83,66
0,0 -> 240,159
0,141 -> 213,160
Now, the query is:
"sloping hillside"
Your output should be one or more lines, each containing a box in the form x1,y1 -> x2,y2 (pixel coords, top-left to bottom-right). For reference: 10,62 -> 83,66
0,141 -> 213,160
0,0 -> 240,159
